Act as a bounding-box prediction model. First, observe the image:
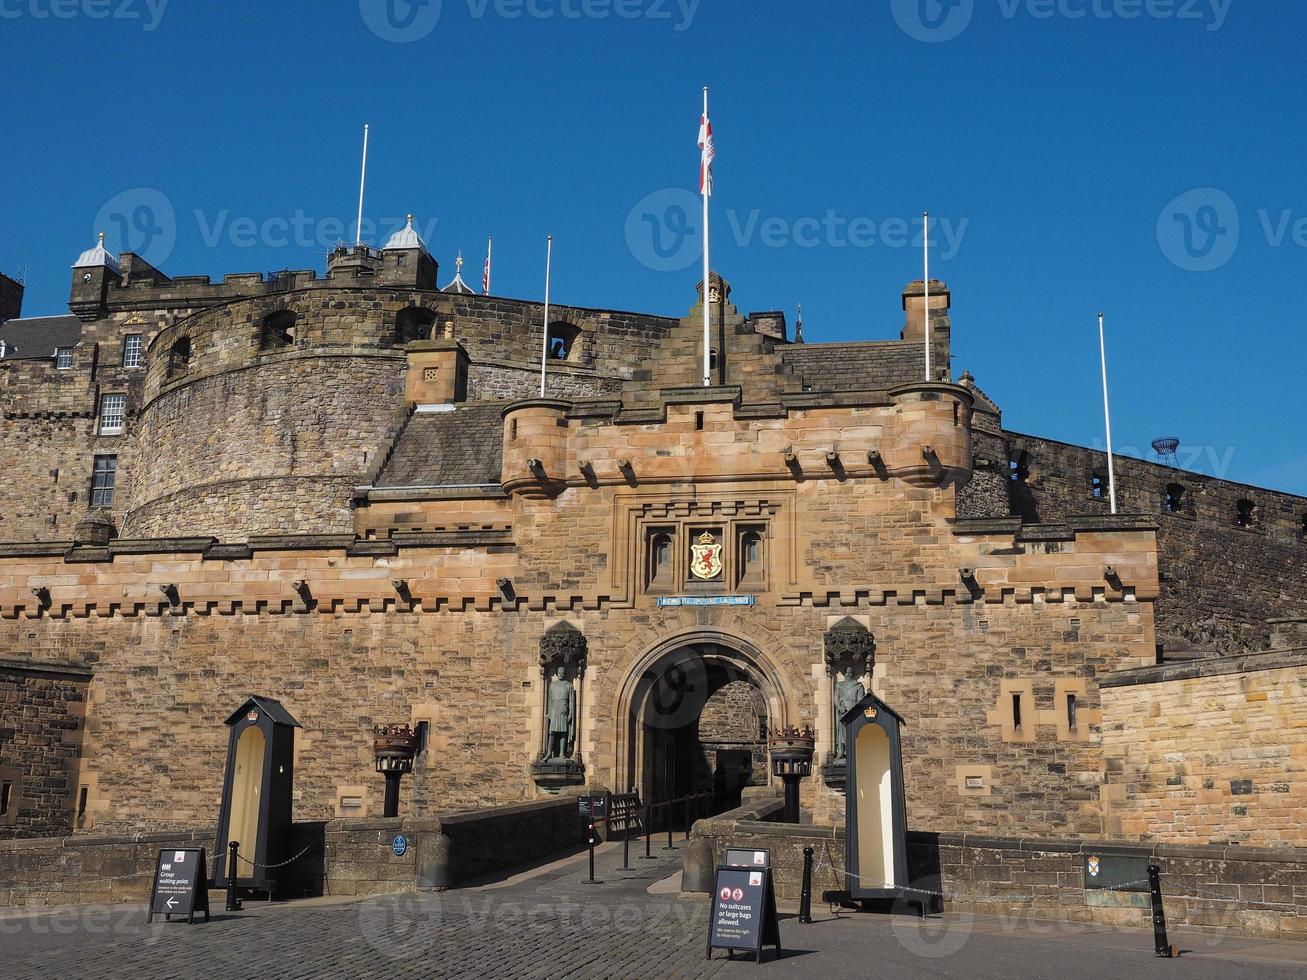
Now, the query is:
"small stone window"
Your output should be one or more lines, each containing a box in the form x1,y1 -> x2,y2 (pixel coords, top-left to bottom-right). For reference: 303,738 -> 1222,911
1066,693 -> 1078,732
737,526 -> 766,589
261,310 -> 296,350
709,348 -> 719,371
1090,470 -> 1106,499
423,367 -> 439,383
167,337 -> 191,377
55,347 -> 74,370
1011,692 -> 1023,730
0,781 -> 11,816
90,455 -> 117,508
1009,451 -> 1030,483
395,307 -> 437,345
547,322 -> 580,361
97,394 -> 125,435
1235,498 -> 1256,528
1164,483 -> 1185,514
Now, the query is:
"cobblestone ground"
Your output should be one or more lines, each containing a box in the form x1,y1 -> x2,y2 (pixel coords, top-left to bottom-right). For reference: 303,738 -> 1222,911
2,840 -> 1306,979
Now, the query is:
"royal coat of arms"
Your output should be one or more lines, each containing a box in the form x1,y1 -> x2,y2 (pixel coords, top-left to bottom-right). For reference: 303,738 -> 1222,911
690,531 -> 724,580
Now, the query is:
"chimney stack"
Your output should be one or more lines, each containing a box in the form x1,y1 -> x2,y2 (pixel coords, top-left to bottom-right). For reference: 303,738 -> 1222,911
901,279 -> 951,381
0,271 -> 23,324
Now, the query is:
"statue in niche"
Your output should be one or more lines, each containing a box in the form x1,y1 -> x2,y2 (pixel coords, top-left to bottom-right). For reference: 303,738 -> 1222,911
545,665 -> 577,761
833,666 -> 866,759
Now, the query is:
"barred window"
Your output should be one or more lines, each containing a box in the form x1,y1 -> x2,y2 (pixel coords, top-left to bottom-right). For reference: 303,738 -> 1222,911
122,335 -> 143,368
55,347 -> 73,369
90,455 -> 117,508
98,394 -> 125,435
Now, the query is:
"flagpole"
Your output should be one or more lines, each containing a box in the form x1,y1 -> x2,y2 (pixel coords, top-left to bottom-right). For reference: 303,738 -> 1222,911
540,235 -> 552,398
484,236 -> 492,295
356,124 -> 369,246
923,211 -> 930,381
702,87 -> 712,387
1098,312 -> 1118,515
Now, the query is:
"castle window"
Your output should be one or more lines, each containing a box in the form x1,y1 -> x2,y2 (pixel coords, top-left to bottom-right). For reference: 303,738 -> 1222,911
261,310 -> 296,350
55,347 -> 73,370
709,348 -> 719,371
122,335 -> 143,368
77,786 -> 88,820
1164,483 -> 1185,514
1090,470 -> 1106,499
1011,692 -> 1023,730
0,781 -> 11,817
1009,451 -> 1030,483
1066,693 -> 1078,732
1235,498 -> 1256,528
90,455 -> 117,507
97,394 -> 125,435
167,337 -> 191,377
547,322 -> 580,361
737,527 -> 766,589
395,307 -> 436,345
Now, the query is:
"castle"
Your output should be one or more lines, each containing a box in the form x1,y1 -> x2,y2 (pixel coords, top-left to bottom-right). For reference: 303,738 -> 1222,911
1,222 -> 1304,852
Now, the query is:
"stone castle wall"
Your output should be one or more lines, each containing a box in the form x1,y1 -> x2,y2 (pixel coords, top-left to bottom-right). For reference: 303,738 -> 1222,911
1006,433 -> 1307,651
1100,649 -> 1307,847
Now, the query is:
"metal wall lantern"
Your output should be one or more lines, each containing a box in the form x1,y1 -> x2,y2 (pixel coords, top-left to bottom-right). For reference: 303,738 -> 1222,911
212,696 -> 301,893
841,693 -> 909,901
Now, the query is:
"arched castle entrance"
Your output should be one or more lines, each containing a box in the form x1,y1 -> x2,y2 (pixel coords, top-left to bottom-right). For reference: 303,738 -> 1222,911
613,630 -> 791,811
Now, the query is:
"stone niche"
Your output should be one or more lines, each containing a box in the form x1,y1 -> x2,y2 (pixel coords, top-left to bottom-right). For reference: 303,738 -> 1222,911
820,617 -> 876,792
530,622 -> 588,792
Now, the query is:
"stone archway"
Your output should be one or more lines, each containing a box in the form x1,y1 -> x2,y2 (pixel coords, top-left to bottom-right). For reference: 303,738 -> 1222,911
612,629 -> 791,812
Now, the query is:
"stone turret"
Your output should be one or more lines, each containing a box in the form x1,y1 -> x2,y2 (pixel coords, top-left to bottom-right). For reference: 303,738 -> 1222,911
69,233 -> 122,322
501,399 -> 570,498
380,215 -> 439,290
0,271 -> 22,324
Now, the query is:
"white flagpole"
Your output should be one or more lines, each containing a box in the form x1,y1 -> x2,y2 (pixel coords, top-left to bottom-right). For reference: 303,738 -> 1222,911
702,86 -> 711,388
355,124 -> 369,246
1098,312 -> 1118,515
923,211 -> 931,381
540,235 -> 553,398
485,236 -> 493,295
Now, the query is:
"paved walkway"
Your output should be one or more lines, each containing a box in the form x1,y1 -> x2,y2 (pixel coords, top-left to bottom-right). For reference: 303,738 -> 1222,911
2,838 -> 1305,979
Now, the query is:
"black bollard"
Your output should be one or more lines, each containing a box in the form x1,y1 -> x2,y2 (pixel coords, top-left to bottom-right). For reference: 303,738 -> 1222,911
1148,864 -> 1174,958
225,841 -> 243,912
584,822 -> 602,884
799,847 -> 814,924
621,805 -> 632,870
665,801 -> 675,850
642,804 -> 656,860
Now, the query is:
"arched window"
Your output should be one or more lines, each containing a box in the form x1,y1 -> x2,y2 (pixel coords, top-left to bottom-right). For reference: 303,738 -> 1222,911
709,348 -> 719,371
738,528 -> 765,588
260,310 -> 296,350
395,307 -> 437,345
167,337 -> 191,377
546,322 -> 580,361
1235,498 -> 1256,528
1164,483 -> 1185,514
1090,470 -> 1106,499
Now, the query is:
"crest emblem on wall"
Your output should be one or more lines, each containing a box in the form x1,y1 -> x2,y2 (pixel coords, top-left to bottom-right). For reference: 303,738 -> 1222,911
690,531 -> 724,580
1087,855 -> 1100,878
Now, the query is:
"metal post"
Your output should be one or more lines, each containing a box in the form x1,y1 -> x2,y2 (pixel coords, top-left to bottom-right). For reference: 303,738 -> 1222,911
642,804 -> 655,860
382,771 -> 401,818
799,847 -> 814,924
1148,864 -> 1174,958
665,800 -> 675,850
782,776 -> 800,824
225,841 -> 243,912
621,800 -> 631,871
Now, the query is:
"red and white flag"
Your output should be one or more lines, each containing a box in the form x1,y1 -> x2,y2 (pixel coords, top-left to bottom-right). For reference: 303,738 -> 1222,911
698,111 -> 715,197
482,236 -> 492,295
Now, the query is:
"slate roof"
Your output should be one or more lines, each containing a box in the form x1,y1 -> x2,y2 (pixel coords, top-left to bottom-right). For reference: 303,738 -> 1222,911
0,315 -> 84,361
375,403 -> 507,488
780,340 -> 925,392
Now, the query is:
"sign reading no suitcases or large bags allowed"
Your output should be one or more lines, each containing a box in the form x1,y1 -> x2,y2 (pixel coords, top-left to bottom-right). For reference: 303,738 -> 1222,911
147,848 -> 211,924
706,864 -> 781,964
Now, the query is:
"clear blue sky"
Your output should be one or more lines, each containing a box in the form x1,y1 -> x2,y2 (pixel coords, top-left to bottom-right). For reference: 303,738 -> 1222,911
3,1 -> 1303,494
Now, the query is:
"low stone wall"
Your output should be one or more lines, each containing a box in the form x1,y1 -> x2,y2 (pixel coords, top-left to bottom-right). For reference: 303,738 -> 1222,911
0,797 -> 589,907
687,805 -> 1307,941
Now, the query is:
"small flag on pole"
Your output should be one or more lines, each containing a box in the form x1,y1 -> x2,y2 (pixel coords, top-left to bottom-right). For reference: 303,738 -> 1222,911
483,236 -> 492,295
698,105 -> 715,197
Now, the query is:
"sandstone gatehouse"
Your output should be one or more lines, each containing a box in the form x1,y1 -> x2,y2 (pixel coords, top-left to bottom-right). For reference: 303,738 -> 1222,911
1,224 -> 1304,863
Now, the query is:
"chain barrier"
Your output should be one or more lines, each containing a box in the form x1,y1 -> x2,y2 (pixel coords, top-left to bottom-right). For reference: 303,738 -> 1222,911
234,839 -> 318,870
